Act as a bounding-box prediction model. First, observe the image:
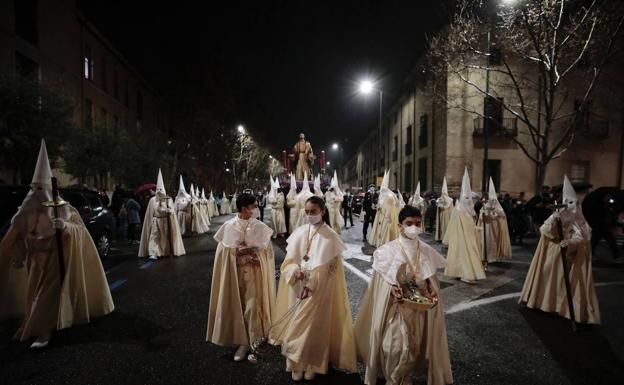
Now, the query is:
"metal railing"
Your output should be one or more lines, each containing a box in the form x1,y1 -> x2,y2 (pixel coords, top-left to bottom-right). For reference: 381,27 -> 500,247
473,117 -> 518,137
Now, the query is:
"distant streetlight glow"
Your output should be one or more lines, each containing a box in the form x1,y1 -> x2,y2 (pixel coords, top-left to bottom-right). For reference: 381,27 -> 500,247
332,143 -> 339,150
326,161 -> 331,166
237,125 -> 245,134
225,168 -> 230,172
359,80 -> 374,94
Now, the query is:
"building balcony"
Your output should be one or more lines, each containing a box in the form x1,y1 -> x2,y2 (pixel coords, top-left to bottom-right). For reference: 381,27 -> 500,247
473,117 -> 518,137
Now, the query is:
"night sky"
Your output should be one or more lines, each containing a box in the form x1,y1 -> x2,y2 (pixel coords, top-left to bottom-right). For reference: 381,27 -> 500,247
78,0 -> 452,162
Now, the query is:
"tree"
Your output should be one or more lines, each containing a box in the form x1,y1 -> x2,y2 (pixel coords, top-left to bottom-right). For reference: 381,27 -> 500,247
429,0 -> 624,193
0,76 -> 74,184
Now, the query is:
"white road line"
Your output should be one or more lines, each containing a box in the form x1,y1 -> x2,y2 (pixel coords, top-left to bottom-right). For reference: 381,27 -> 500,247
595,281 -> 624,287
342,258 -> 371,283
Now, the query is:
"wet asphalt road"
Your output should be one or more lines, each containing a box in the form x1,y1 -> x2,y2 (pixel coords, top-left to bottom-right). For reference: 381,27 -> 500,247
1,210 -> 623,385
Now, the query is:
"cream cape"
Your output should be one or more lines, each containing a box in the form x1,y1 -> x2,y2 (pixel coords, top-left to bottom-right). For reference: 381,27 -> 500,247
271,223 -> 357,374
206,216 -> 276,346
369,193 -> 400,247
435,205 -> 454,242
519,214 -> 600,324
270,193 -> 287,235
0,206 -> 114,339
443,209 -> 485,281
175,195 -> 192,236
138,196 -> 186,257
325,190 -> 344,234
477,202 -> 512,262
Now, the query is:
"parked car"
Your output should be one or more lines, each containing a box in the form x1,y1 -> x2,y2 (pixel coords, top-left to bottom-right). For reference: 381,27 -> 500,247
0,185 -> 115,258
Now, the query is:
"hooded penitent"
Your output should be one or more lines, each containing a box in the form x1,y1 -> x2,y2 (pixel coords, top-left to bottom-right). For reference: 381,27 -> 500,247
369,170 -> 400,247
0,139 -> 114,340
139,169 -> 186,258
325,170 -> 345,234
443,167 -> 485,282
477,177 -> 512,263
286,173 -> 299,232
435,177 -> 455,241
294,171 -> 314,229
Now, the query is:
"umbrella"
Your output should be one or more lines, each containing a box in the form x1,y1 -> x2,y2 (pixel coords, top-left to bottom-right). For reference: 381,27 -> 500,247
134,183 -> 156,194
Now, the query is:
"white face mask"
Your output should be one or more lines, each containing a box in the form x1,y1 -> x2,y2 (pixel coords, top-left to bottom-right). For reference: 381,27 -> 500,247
307,213 -> 323,225
565,199 -> 577,213
251,207 -> 261,219
402,225 -> 423,240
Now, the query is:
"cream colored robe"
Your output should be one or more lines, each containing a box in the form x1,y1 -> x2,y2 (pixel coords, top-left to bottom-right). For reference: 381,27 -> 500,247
190,199 -> 209,235
175,196 -> 191,236
325,190 -> 344,234
271,223 -> 357,374
294,191 -> 314,229
0,205 -> 114,340
271,193 -> 287,235
206,216 -> 276,346
477,203 -> 512,263
220,197 -> 232,215
355,236 -> 452,385
138,196 -> 186,258
369,193 -> 400,247
519,213 -> 600,324
443,209 -> 486,281
435,202 -> 454,242
286,192 -> 298,233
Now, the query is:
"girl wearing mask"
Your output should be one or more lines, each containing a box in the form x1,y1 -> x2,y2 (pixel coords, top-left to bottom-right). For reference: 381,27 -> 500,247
206,193 -> 276,362
271,196 -> 356,381
354,205 -> 452,385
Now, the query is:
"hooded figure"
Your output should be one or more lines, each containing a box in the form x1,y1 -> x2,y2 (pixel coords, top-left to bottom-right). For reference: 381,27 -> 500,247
369,170 -> 400,247
269,178 -> 287,238
201,188 -> 211,225
435,177 -> 454,242
208,191 -> 218,217
286,173 -> 299,232
409,182 -> 428,229
231,191 -> 238,213
190,184 -> 209,235
443,168 -> 486,283
477,178 -> 512,263
355,206 -> 453,385
175,176 -> 193,236
0,140 -> 114,348
139,169 -> 186,260
207,193 -> 276,361
324,171 -> 345,234
220,191 -> 232,215
313,174 -> 323,197
519,175 -> 600,324
294,171 -> 314,229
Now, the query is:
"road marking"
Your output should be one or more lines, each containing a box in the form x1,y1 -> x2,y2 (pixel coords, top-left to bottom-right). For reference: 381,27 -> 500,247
342,258 -> 371,283
109,279 -> 128,291
140,261 -> 156,270
446,281 -> 624,314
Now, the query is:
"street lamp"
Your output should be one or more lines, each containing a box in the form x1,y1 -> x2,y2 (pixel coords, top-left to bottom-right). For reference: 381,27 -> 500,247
331,142 -> 344,172
332,143 -> 338,150
358,79 -> 383,177
237,125 -> 245,134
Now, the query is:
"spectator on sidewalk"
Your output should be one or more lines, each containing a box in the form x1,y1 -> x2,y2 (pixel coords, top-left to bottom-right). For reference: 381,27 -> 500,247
342,189 -> 354,228
126,193 -> 142,244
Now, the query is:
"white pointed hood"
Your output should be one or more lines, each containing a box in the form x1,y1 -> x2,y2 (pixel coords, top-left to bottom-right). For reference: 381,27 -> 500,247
410,181 -> 424,206
287,173 -> 297,201
330,170 -> 344,197
210,190 -> 216,202
488,177 -> 497,201
201,188 -> 207,201
156,169 -> 166,197
32,139 -> 53,186
190,184 -> 197,200
562,174 -> 578,212
437,176 -> 453,208
176,175 -> 190,200
398,190 -> 406,208
268,175 -> 277,202
458,167 -> 475,216
222,191 -> 228,201
313,174 -> 322,197
301,171 -> 310,193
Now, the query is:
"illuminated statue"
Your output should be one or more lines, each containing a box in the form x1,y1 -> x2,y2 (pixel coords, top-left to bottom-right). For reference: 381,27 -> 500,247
292,133 -> 315,181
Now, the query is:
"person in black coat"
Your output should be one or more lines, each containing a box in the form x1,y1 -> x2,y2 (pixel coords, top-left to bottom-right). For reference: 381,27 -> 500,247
362,184 -> 378,242
342,189 -> 354,228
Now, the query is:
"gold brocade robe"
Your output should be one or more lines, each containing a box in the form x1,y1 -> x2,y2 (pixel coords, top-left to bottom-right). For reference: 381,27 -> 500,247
519,215 -> 600,324
477,205 -> 512,263
0,206 -> 114,340
443,209 -> 485,281
206,218 -> 276,346
271,224 -> 357,374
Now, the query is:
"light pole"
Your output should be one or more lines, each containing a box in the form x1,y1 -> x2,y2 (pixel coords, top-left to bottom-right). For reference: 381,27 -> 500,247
359,79 -> 383,179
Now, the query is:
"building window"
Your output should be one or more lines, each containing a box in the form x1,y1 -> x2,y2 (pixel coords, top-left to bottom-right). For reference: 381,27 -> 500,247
113,69 -> 119,99
15,0 -> 38,46
405,125 -> 413,156
392,136 -> 398,161
418,158 -> 427,191
100,58 -> 107,91
84,99 -> 93,129
84,46 -> 93,80
100,108 -> 108,128
404,162 -> 412,192
15,52 -> 39,79
419,114 -> 428,148
570,162 -> 590,183
484,96 -> 504,132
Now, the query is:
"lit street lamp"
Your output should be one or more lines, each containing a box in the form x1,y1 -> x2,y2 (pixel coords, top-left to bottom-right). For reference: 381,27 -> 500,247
359,79 -> 383,175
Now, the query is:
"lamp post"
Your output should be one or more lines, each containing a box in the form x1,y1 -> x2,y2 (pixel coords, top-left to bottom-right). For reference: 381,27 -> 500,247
331,142 -> 344,173
359,79 -> 383,178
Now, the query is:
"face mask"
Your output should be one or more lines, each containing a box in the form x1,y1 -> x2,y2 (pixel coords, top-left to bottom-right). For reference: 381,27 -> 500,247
307,213 -> 323,225
565,199 -> 577,212
402,225 -> 422,239
251,207 -> 261,219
